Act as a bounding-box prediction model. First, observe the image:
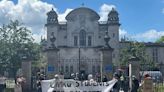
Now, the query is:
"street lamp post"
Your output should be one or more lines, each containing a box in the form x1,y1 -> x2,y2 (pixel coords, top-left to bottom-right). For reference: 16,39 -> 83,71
101,31 -> 111,82
21,47 -> 32,92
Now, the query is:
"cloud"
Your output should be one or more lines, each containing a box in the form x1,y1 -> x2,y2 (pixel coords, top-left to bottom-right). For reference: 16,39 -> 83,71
119,29 -> 128,37
0,1 -> 162,43
0,1 -> 116,42
0,0 -> 73,43
132,29 -> 164,42
99,4 -> 116,21
120,29 -> 164,42
58,8 -> 73,21
0,0 -> 55,43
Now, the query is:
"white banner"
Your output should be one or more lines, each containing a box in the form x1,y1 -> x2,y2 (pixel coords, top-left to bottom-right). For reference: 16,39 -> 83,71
41,79 -> 117,92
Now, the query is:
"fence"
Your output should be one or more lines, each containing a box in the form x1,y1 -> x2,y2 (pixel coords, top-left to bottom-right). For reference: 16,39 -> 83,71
139,64 -> 164,92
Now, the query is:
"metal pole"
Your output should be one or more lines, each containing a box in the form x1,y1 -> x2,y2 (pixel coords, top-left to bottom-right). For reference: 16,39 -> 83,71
79,47 -> 81,74
129,63 -> 132,92
100,52 -> 103,82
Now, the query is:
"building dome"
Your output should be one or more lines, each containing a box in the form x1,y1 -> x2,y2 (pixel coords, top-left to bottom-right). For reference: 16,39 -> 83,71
108,8 -> 120,25
47,8 -> 58,17
66,7 -> 100,21
108,8 -> 119,17
46,8 -> 58,24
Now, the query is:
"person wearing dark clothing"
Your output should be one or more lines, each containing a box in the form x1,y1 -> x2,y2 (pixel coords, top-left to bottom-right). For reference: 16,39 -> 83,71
112,72 -> 120,92
36,80 -> 42,92
102,75 -> 108,82
123,77 -> 129,92
131,76 -> 139,92
113,81 -> 120,92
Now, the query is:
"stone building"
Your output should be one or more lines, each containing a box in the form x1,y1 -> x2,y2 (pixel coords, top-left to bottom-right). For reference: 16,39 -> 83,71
42,7 -> 120,78
120,40 -> 164,64
144,42 -> 164,64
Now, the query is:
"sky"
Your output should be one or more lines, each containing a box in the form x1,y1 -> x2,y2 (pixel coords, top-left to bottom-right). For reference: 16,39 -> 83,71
0,0 -> 164,42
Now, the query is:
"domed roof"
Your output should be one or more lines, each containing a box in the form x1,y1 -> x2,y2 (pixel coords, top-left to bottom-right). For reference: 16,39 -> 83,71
66,7 -> 100,20
47,8 -> 57,17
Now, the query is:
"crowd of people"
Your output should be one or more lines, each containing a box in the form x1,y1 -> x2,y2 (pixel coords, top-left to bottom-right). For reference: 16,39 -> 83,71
16,69 -> 153,92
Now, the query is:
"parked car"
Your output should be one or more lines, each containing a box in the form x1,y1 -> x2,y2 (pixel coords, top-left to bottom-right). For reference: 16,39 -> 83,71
140,71 -> 163,83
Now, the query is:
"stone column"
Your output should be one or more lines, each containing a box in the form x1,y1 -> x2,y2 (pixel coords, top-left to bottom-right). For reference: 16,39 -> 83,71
128,57 -> 140,79
100,47 -> 113,80
22,61 -> 31,92
46,48 -> 60,79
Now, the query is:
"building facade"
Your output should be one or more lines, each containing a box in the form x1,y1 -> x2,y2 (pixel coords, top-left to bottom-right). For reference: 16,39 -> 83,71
144,43 -> 164,64
119,40 -> 164,64
42,7 -> 120,78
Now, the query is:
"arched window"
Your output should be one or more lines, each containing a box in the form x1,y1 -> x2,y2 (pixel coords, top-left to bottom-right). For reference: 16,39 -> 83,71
88,36 -> 92,46
79,30 -> 86,46
74,36 -> 78,46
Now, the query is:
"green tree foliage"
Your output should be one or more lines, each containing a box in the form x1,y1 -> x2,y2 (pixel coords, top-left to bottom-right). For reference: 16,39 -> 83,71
119,41 -> 154,66
0,20 -> 41,77
156,36 -> 164,43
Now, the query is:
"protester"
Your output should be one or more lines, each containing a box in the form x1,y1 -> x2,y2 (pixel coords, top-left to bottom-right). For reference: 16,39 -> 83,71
59,72 -> 64,79
19,76 -> 26,92
0,75 -> 6,92
95,73 -> 101,82
74,72 -> 79,80
71,73 -> 75,79
112,73 -> 120,92
50,74 -> 64,92
83,74 -> 96,85
120,74 -> 125,90
36,80 -> 42,92
131,75 -> 139,92
123,76 -> 129,92
14,77 -> 23,92
141,74 -> 153,92
81,73 -> 85,81
14,80 -> 22,92
102,75 -> 108,82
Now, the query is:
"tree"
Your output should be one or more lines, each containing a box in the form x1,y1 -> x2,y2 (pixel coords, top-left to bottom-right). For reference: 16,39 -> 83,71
156,36 -> 164,43
0,20 -> 40,77
119,41 -> 154,67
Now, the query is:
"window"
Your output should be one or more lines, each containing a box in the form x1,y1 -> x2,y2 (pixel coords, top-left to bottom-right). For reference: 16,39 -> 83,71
61,66 -> 64,73
65,66 -> 69,72
74,36 -> 78,46
88,36 -> 92,46
97,65 -> 100,73
79,30 -> 86,46
92,66 -> 95,73
70,66 -> 73,73
153,48 -> 158,62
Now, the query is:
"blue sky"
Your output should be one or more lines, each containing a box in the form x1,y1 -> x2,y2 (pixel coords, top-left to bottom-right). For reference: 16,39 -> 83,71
1,0 -> 164,42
